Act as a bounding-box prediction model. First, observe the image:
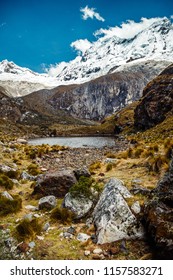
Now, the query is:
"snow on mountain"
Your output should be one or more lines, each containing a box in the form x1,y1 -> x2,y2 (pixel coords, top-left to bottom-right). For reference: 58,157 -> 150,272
0,60 -> 59,97
0,17 -> 173,97
48,17 -> 173,83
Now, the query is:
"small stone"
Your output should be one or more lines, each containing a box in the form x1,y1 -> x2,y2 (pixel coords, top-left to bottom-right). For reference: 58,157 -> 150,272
23,213 -> 33,222
36,236 -> 44,241
1,191 -> 13,201
92,254 -> 103,260
11,179 -> 20,186
38,195 -> 57,210
93,248 -> 103,255
40,168 -> 47,172
21,171 -> 36,181
63,232 -> 74,239
17,138 -> 27,144
25,205 -> 38,211
42,222 -> 50,232
77,233 -> 90,242
4,238 -> 13,248
29,241 -> 36,249
85,218 -> 93,227
131,201 -> 141,214
33,214 -> 40,218
17,242 -> 29,253
67,226 -> 76,235
74,167 -> 91,180
109,247 -> 120,255
84,250 -> 91,256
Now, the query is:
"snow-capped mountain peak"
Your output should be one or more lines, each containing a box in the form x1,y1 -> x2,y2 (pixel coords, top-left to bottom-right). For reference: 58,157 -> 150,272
0,17 -> 173,97
0,59 -> 37,76
0,60 -> 59,97
47,17 -> 173,83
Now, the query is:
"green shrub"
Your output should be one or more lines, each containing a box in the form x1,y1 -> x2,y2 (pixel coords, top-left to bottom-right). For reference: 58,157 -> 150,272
27,163 -> 40,176
16,218 -> 42,239
0,194 -> 22,216
0,174 -> 14,190
89,161 -> 101,172
69,176 -> 93,199
125,148 -> 133,158
106,152 -> 116,158
6,170 -> 20,180
106,163 -> 113,172
148,155 -> 168,173
51,207 -> 75,224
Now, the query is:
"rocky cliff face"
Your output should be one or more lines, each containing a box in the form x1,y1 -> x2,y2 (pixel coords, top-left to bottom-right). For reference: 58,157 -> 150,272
0,61 -> 170,122
134,63 -> 173,130
0,88 -> 21,122
46,60 -> 170,120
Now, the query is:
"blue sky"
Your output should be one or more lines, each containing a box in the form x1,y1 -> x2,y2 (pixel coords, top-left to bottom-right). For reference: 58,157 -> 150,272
0,0 -> 172,72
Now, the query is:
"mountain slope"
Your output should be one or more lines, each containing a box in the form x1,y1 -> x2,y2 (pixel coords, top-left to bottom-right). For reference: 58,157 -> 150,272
41,60 -> 171,120
134,63 -> 173,129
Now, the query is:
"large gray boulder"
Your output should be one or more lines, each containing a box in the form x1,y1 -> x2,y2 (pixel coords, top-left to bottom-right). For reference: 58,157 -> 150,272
93,178 -> 144,244
63,192 -> 93,218
32,169 -> 77,198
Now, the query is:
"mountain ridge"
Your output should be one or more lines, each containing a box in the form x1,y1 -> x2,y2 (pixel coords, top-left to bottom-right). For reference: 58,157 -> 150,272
0,17 -> 173,97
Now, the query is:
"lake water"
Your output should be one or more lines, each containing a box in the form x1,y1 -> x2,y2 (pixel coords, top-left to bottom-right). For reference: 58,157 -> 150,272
28,136 -> 116,148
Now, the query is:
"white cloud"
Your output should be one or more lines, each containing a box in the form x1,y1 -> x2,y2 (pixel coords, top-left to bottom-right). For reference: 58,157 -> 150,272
171,15 -> 173,19
80,5 -> 105,22
71,39 -> 92,55
44,61 -> 68,77
94,17 -> 163,39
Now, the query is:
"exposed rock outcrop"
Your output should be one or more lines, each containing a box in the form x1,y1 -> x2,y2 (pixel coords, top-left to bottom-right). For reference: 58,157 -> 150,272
144,158 -> 173,259
134,63 -> 173,130
32,169 -> 77,198
93,178 -> 144,244
47,61 -> 170,120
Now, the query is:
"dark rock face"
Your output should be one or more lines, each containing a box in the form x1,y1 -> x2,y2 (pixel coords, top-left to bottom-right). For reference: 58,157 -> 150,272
32,169 -> 77,198
0,89 -> 21,122
144,158 -> 173,259
49,61 -> 167,120
134,63 -> 173,130
0,61 -> 170,122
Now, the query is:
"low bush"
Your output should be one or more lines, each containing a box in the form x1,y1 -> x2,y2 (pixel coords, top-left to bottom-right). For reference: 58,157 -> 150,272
16,218 -> 42,239
106,163 -> 113,172
89,161 -> 101,172
51,207 -> 75,224
69,176 -> 93,199
0,194 -> 22,216
0,174 -> 14,190
27,163 -> 40,176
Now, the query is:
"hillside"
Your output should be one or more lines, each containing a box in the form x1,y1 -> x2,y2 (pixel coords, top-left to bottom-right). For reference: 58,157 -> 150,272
134,63 -> 173,130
